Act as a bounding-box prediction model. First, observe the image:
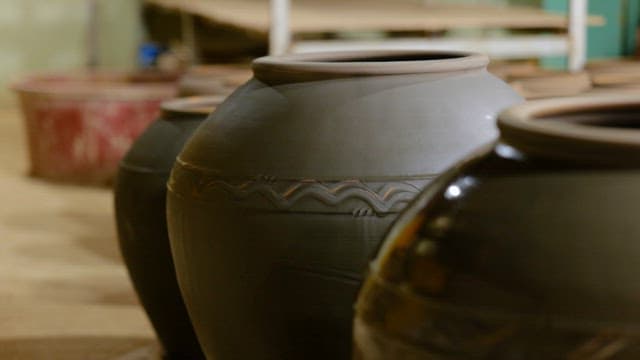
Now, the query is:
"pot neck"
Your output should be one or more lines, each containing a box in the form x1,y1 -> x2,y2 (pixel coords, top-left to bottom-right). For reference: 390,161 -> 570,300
160,95 -> 224,119
497,94 -> 640,167
252,50 -> 489,85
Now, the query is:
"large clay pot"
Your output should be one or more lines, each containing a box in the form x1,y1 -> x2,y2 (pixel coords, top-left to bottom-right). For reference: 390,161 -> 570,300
166,50 -> 522,360
115,96 -> 222,359
13,71 -> 177,185
355,94 -> 640,359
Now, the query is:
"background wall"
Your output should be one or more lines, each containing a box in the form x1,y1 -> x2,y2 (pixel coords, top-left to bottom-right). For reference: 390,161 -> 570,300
543,0 -> 640,61
1,0 -> 638,103
0,0 -> 142,104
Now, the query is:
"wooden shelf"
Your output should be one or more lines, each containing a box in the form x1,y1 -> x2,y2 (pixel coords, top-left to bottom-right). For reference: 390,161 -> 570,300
145,0 -> 604,35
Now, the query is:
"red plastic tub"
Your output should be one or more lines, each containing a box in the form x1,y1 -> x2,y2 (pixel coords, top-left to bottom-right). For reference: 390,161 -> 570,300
13,72 -> 178,185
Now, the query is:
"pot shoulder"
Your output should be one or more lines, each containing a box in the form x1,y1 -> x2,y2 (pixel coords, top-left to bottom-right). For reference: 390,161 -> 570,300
178,71 -> 522,179
120,116 -> 205,173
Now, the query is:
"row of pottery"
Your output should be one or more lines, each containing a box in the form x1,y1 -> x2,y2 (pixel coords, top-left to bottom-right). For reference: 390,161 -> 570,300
355,95 -> 640,359
12,65 -> 250,185
118,51 -> 640,359
116,50 -> 522,359
163,51 -> 521,359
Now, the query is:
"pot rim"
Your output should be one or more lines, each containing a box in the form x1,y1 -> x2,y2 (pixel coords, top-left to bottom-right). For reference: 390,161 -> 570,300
252,50 -> 488,83
498,93 -> 640,164
12,71 -> 178,101
161,95 -> 226,117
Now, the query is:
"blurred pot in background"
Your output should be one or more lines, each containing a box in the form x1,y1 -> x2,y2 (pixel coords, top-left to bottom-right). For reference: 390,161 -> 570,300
587,58 -> 640,90
12,71 -> 177,185
115,96 -> 223,360
488,60 -> 593,100
355,95 -> 640,359
508,70 -> 592,99
177,64 -> 252,97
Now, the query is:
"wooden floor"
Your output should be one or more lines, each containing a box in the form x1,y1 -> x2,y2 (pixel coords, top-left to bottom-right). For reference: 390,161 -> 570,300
0,107 -> 158,359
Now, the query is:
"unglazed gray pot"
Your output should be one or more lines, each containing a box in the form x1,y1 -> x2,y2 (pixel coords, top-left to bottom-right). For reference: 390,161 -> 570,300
355,94 -> 640,359
166,50 -> 522,360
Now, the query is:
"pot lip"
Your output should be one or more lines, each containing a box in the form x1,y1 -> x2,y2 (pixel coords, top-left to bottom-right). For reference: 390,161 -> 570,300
11,71 -> 178,101
498,94 -> 640,163
161,95 -> 226,116
252,50 -> 488,82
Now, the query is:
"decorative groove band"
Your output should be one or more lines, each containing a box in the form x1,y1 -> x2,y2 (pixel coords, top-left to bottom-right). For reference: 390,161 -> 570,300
168,163 -> 436,214
210,179 -> 422,213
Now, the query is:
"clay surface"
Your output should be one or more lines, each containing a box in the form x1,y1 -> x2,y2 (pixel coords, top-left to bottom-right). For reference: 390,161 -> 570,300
168,51 -> 522,360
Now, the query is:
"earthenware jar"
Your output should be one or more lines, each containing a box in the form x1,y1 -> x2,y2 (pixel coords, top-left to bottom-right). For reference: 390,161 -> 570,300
355,95 -> 640,359
115,96 -> 223,359
166,50 -> 521,360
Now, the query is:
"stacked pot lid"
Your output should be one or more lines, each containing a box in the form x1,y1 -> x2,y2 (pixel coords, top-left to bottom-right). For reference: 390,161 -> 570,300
489,60 -> 592,100
587,58 -> 640,89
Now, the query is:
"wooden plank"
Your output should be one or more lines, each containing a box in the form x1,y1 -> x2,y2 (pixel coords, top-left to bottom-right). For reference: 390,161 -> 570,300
145,0 -> 605,34
292,35 -> 571,59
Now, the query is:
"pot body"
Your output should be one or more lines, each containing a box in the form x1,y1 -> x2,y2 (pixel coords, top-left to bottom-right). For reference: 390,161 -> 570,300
355,144 -> 640,359
168,65 -> 521,359
115,110 -> 207,359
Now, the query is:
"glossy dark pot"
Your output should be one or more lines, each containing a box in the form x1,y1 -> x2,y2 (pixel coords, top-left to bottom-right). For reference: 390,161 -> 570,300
355,95 -> 640,359
167,50 -> 522,360
115,96 -> 222,359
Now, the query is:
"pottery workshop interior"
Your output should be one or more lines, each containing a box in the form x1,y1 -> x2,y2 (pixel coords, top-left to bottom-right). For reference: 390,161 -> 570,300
3,0 -> 640,359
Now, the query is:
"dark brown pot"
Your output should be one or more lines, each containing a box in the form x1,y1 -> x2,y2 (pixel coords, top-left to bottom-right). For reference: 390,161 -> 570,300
115,96 -> 223,359
355,94 -> 640,359
166,50 -> 522,360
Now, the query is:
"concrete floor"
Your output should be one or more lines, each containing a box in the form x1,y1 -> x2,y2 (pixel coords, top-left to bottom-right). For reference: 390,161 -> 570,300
0,107 -> 158,359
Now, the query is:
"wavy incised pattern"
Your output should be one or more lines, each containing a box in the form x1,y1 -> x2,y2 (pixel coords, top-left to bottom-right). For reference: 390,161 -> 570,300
169,163 -> 435,215
204,179 -> 424,214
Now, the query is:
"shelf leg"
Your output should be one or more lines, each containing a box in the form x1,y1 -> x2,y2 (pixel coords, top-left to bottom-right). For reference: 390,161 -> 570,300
269,0 -> 291,56
568,0 -> 588,71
